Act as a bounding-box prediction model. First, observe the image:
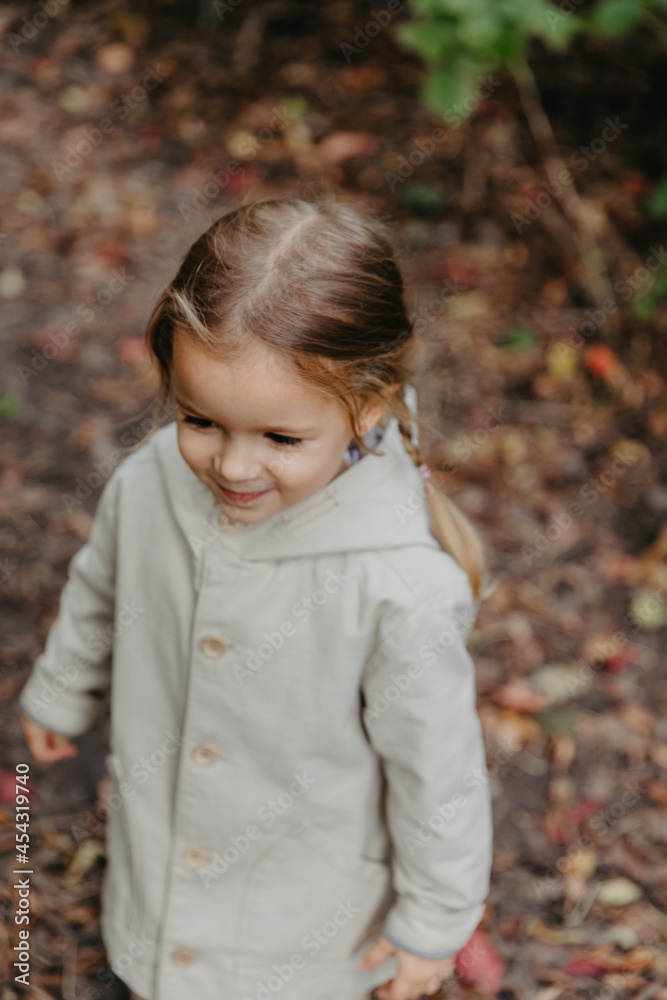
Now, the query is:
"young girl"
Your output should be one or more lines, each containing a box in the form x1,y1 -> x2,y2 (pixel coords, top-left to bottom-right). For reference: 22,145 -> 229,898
20,194 -> 494,1000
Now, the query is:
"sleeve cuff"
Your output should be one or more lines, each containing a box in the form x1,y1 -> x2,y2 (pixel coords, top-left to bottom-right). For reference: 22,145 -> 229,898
18,676 -> 103,738
381,927 -> 457,960
381,898 -> 485,959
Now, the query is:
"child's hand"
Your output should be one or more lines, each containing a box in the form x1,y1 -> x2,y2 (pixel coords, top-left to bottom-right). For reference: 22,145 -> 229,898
360,934 -> 456,1000
20,713 -> 78,763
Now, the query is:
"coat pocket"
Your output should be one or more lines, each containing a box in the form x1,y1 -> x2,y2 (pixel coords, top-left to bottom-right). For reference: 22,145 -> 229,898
100,753 -> 146,939
234,818 -> 395,978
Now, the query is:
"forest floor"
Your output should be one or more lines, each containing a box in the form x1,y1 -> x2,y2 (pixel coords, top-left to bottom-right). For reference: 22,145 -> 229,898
1,1 -> 667,998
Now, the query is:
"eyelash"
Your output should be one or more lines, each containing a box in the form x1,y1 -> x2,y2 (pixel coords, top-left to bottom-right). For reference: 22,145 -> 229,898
181,414 -> 304,448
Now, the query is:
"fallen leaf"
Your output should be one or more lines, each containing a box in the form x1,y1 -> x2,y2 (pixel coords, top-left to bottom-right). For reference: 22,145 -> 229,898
0,770 -> 37,805
628,589 -> 667,629
548,342 -> 578,382
563,958 -> 608,976
436,258 -> 479,286
95,42 -> 135,74
490,680 -> 549,714
0,265 -> 27,299
315,131 -> 378,165
62,838 -> 106,887
117,337 -> 150,364
647,780 -> 667,806
585,344 -> 618,380
529,664 -> 592,707
649,743 -> 667,769
527,920 -> 589,945
562,799 -> 603,825
597,877 -> 643,906
456,928 -> 506,996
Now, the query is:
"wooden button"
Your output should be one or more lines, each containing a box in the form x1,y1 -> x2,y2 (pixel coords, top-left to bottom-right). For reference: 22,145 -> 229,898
200,635 -> 227,658
172,948 -> 194,966
192,742 -> 219,766
183,845 -> 209,868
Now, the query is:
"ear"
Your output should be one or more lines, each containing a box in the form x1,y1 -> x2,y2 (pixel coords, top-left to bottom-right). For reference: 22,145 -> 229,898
359,384 -> 399,435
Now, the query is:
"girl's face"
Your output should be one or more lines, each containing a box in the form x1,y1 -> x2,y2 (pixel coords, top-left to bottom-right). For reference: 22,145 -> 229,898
171,331 -> 386,525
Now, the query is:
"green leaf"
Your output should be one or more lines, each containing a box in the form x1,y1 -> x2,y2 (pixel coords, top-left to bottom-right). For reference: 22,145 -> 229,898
500,0 -> 555,34
495,19 -> 529,61
395,18 -> 457,62
280,96 -> 309,120
0,391 -> 22,420
541,8 -> 588,50
496,326 -> 538,350
410,0 -> 458,14
455,11 -> 505,55
399,182 -> 446,212
431,0 -> 489,13
422,60 -> 488,117
537,707 -> 577,736
632,294 -> 655,321
587,0 -> 645,35
632,260 -> 667,320
645,174 -> 667,217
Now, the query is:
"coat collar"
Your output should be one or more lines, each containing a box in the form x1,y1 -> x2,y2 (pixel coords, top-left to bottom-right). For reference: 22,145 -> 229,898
152,392 -> 441,562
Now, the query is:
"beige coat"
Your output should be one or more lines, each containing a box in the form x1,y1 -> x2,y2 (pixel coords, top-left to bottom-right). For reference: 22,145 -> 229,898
19,389 -> 493,1000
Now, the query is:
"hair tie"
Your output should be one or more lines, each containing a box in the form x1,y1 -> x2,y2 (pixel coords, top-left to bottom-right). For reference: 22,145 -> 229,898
417,463 -> 432,481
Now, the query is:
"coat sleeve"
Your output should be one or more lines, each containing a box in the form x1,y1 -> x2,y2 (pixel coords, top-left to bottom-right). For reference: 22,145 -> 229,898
360,581 -> 492,959
18,467 -> 121,738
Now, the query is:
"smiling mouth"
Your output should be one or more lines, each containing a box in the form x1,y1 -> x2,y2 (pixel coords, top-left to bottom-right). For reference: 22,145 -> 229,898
216,482 -> 271,504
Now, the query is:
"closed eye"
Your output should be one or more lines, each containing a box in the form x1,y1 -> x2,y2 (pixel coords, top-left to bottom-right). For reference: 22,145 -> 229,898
266,433 -> 303,448
182,415 -> 303,448
183,415 -> 216,429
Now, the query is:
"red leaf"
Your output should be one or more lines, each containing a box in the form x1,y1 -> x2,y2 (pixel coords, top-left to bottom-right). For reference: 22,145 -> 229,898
95,240 -> 127,269
226,165 -> 260,196
604,647 -> 635,674
0,769 -> 38,805
117,337 -> 149,364
620,170 -> 649,197
456,928 -> 506,997
489,680 -> 548,714
563,799 -> 604,825
138,123 -> 164,148
514,183 -> 541,204
546,826 -> 568,845
436,259 -> 479,286
564,958 -> 609,976
584,344 -> 618,380
31,324 -> 79,362
316,131 -> 378,165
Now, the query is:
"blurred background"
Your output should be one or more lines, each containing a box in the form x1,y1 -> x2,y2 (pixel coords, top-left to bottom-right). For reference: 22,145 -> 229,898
1,1 -> 667,997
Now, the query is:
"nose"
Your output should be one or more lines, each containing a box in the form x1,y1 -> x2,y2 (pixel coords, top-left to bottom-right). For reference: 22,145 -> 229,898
213,437 -> 264,487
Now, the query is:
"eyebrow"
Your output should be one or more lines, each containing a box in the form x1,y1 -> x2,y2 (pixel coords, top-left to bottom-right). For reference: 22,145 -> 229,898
173,393 -> 318,434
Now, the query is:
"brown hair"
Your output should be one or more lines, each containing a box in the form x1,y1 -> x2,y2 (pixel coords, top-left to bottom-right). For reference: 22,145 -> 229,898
144,193 -> 488,601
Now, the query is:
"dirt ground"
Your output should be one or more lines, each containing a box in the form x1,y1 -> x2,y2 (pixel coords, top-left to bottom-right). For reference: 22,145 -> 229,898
1,1 -> 667,998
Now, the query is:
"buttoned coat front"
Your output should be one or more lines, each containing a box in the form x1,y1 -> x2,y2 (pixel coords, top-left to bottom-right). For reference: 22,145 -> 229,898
19,395 -> 493,1000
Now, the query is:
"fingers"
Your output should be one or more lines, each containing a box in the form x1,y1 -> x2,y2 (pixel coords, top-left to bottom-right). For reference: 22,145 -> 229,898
44,731 -> 79,762
371,949 -> 456,1000
374,972 -> 450,1000
359,935 -> 396,971
20,715 -> 78,763
373,970 -> 435,1000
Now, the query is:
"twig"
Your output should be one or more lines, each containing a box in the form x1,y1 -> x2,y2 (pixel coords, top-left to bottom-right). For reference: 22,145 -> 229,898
510,59 -> 620,341
635,979 -> 667,1000
61,928 -> 78,1000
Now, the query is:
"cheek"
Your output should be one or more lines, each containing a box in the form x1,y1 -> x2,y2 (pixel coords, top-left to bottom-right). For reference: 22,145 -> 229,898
271,449 -> 332,491
177,428 -> 214,470
264,449 -> 306,484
